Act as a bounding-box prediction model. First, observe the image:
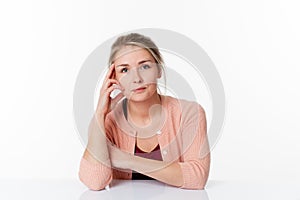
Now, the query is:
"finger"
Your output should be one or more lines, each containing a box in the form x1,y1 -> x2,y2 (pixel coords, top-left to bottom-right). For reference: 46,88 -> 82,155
101,84 -> 124,112
107,79 -> 121,86
103,79 -> 119,89
100,85 -> 120,108
110,92 -> 125,109
110,94 -> 125,111
104,64 -> 115,82
104,84 -> 118,97
101,79 -> 121,93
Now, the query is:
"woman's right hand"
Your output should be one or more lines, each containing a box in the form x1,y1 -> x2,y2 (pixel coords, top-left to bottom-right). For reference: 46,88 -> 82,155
95,64 -> 124,125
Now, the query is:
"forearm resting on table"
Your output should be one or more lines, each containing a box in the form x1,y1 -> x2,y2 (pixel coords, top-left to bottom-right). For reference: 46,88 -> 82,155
83,114 -> 110,166
129,155 -> 184,187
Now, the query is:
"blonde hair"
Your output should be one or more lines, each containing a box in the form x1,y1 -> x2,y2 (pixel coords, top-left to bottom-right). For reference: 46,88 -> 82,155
108,33 -> 167,94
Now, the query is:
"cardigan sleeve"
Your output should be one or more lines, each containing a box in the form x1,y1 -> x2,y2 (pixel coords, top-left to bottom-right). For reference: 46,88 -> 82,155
78,157 -> 113,190
78,115 -> 115,190
178,104 -> 211,190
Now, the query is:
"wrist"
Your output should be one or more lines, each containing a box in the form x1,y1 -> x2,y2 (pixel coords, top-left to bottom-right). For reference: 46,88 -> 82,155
94,113 -> 105,128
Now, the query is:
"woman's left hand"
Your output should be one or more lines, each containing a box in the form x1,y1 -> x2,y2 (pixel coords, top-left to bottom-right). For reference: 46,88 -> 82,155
108,143 -> 132,170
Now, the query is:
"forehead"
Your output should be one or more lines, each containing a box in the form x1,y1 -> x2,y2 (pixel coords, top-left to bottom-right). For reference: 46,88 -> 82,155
114,45 -> 155,64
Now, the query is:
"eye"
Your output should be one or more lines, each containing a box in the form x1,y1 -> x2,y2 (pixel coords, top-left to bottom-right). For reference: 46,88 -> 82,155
120,68 -> 128,73
141,64 -> 151,70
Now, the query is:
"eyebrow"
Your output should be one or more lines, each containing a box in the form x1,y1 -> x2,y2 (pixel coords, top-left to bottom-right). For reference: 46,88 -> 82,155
116,59 -> 153,68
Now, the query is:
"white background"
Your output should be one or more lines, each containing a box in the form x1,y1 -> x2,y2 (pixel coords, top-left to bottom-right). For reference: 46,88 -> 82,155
0,0 -> 299,184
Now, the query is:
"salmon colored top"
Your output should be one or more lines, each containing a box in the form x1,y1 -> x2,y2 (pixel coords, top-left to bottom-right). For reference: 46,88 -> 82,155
78,94 -> 210,190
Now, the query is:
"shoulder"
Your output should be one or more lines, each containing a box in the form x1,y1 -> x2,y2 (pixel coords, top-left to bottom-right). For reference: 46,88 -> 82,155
162,95 -> 205,117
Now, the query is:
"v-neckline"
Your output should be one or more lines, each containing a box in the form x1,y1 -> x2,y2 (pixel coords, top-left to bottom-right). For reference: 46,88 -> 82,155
116,94 -> 167,137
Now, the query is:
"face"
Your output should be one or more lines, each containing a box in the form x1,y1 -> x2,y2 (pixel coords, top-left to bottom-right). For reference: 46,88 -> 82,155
113,45 -> 161,102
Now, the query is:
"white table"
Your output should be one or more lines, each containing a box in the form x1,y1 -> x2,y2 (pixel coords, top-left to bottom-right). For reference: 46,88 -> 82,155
1,179 -> 299,200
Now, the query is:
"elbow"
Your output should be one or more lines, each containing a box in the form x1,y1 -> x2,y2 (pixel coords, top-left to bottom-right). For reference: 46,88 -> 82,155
180,177 -> 208,190
78,170 -> 112,191
197,169 -> 209,189
87,185 -> 105,191
195,168 -> 209,190
78,157 -> 113,191
179,160 -> 210,190
197,181 -> 207,190
180,179 -> 207,190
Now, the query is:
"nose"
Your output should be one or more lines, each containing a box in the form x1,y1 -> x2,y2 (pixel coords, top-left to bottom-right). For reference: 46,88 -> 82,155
132,68 -> 143,83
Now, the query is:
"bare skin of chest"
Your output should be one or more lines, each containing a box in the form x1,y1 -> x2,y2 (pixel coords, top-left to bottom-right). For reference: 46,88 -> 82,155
136,135 -> 158,152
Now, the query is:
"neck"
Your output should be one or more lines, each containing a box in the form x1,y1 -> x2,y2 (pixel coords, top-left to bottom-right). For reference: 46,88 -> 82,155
127,92 -> 161,123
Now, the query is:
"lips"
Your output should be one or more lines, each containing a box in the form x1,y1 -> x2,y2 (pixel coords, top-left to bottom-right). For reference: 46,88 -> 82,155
132,86 -> 147,92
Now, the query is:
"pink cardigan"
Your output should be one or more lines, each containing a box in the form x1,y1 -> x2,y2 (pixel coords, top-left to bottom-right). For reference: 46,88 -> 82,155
78,95 -> 210,190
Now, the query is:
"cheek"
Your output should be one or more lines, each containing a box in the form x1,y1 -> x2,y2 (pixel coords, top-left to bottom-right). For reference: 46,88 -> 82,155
117,69 -> 159,89
118,74 -> 131,88
139,70 -> 159,83
118,75 -> 132,97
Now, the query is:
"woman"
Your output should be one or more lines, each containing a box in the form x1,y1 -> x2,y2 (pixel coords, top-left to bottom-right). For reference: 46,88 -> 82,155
78,33 -> 210,190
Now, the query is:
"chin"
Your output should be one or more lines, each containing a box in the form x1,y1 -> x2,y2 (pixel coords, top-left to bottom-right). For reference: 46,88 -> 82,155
127,94 -> 150,102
